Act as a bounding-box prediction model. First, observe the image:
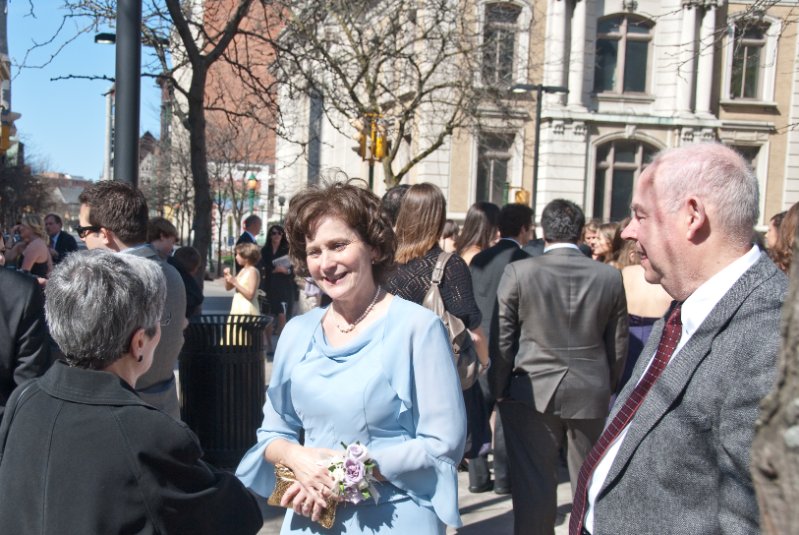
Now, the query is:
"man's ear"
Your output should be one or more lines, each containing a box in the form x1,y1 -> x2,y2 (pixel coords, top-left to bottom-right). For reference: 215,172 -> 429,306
684,197 -> 707,240
100,228 -> 121,251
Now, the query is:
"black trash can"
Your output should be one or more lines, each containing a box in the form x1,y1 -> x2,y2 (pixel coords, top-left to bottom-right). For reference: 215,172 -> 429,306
179,314 -> 272,470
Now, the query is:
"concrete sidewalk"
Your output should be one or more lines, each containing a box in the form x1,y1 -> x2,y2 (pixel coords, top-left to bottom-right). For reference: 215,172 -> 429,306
201,278 -> 573,534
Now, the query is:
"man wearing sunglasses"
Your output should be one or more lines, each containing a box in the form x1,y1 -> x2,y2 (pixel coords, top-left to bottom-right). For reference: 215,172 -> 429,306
77,182 -> 187,419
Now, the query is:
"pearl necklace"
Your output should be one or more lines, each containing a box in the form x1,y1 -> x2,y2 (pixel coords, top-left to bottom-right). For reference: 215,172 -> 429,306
335,286 -> 383,334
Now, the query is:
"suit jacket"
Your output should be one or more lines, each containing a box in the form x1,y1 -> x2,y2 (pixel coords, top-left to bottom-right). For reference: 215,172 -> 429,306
236,231 -> 256,246
592,254 -> 787,535
52,231 -> 78,265
123,245 -> 186,418
522,238 -> 545,257
0,361 -> 262,534
492,247 -> 628,419
471,239 -> 530,364
0,269 -> 51,422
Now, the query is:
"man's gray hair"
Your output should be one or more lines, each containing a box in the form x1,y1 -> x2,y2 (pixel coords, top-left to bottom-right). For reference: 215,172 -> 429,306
45,250 -> 166,370
650,142 -> 759,244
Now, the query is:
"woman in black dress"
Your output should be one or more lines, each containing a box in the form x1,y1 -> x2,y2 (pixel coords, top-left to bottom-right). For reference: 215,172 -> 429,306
260,225 -> 296,348
385,183 -> 493,493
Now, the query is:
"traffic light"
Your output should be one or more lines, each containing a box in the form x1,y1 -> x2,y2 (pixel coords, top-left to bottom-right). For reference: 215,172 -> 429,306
350,118 -> 368,159
0,124 -> 10,153
371,121 -> 387,161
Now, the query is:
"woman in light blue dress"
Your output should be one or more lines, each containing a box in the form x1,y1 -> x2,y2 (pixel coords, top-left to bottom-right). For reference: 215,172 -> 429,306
236,181 -> 467,534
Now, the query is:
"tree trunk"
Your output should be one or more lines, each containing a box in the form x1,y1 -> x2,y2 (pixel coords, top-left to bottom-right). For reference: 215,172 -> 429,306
751,256 -> 799,534
187,70 -> 213,282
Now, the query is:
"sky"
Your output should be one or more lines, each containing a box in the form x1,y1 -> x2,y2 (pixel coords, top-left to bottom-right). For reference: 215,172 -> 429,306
8,2 -> 161,180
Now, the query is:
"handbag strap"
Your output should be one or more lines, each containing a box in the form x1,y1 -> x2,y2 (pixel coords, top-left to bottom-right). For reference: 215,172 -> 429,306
431,251 -> 453,286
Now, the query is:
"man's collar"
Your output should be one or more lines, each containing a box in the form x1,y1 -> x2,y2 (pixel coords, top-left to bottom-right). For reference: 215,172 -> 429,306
681,245 -> 761,340
500,237 -> 521,247
543,242 -> 580,253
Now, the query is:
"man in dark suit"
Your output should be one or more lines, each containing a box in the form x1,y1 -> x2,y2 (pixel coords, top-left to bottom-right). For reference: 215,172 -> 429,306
0,269 -> 51,423
235,215 -> 261,272
469,203 -> 533,494
570,143 -> 788,535
78,182 -> 187,419
44,213 -> 79,265
492,199 -> 628,535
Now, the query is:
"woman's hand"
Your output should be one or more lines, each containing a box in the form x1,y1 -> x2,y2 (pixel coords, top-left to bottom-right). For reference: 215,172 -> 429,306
266,440 -> 340,502
280,481 -> 336,522
273,265 -> 289,275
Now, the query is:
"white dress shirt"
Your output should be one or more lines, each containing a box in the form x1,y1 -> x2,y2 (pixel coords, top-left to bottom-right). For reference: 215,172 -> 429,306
584,245 -> 762,533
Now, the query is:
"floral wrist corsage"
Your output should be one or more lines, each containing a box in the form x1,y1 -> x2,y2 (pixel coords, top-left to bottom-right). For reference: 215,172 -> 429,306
328,442 -> 381,505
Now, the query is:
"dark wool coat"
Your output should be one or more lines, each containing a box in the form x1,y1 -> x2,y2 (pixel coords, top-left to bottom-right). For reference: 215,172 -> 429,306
0,361 -> 262,534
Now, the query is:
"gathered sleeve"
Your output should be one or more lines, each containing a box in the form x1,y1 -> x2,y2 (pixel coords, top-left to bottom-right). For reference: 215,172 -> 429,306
235,310 -> 321,497
369,307 -> 467,527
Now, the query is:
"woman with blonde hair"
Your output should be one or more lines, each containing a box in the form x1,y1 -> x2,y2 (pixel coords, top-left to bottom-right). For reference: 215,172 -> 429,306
4,215 -> 53,281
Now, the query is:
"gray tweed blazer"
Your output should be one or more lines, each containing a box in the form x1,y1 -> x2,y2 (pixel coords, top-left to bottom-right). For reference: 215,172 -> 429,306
591,253 -> 787,535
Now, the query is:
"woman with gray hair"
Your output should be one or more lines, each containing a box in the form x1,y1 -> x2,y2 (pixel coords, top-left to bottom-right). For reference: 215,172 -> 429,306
0,250 -> 262,534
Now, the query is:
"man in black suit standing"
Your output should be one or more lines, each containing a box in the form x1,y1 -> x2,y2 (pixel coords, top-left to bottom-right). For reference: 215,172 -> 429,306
469,203 -> 533,494
44,213 -> 78,265
0,269 -> 51,423
235,215 -> 261,273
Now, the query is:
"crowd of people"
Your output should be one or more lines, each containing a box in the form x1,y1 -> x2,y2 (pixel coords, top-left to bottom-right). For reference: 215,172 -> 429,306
0,141 -> 793,534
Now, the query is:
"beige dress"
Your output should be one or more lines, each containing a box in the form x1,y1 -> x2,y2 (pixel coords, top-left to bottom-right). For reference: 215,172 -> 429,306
226,266 -> 261,345
230,267 -> 261,316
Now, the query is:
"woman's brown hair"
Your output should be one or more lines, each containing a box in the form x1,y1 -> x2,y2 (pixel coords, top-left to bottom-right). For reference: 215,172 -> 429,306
771,202 -> 799,273
394,183 -> 446,264
284,180 -> 396,281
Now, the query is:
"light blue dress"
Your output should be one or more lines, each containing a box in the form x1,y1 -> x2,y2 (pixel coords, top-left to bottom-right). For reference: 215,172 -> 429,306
236,296 -> 467,534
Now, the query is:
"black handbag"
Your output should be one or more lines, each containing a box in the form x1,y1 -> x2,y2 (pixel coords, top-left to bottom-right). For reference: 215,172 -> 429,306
422,252 -> 479,390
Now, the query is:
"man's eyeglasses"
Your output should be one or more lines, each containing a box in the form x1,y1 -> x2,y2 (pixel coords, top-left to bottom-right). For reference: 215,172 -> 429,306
75,224 -> 102,239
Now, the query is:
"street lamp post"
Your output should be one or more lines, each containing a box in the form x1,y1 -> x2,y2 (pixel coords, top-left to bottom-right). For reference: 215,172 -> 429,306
246,173 -> 258,215
278,195 -> 286,223
511,84 -> 569,217
113,0 -> 142,186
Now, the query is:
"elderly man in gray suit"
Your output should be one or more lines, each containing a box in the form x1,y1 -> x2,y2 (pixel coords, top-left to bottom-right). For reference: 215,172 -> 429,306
492,199 -> 628,535
570,142 -> 789,535
78,182 -> 187,419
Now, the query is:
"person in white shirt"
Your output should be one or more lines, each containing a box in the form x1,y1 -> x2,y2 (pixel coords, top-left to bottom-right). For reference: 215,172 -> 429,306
570,142 -> 788,535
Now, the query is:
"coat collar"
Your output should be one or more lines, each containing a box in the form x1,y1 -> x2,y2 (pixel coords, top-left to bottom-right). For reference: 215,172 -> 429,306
600,253 -> 783,494
39,361 -> 150,407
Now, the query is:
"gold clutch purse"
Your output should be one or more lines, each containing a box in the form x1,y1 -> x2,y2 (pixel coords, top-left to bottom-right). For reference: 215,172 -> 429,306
267,464 -> 337,529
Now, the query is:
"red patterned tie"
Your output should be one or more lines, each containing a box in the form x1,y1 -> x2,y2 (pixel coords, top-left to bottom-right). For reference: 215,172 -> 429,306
569,302 -> 682,535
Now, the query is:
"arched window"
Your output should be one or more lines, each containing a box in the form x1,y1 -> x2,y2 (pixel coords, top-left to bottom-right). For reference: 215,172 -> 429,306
482,2 -> 522,87
593,140 -> 657,221
594,15 -> 654,94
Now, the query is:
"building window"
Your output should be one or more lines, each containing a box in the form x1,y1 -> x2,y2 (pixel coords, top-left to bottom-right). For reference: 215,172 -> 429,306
594,15 -> 653,94
594,140 -> 656,221
482,3 -> 522,87
476,133 -> 514,204
729,21 -> 768,99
